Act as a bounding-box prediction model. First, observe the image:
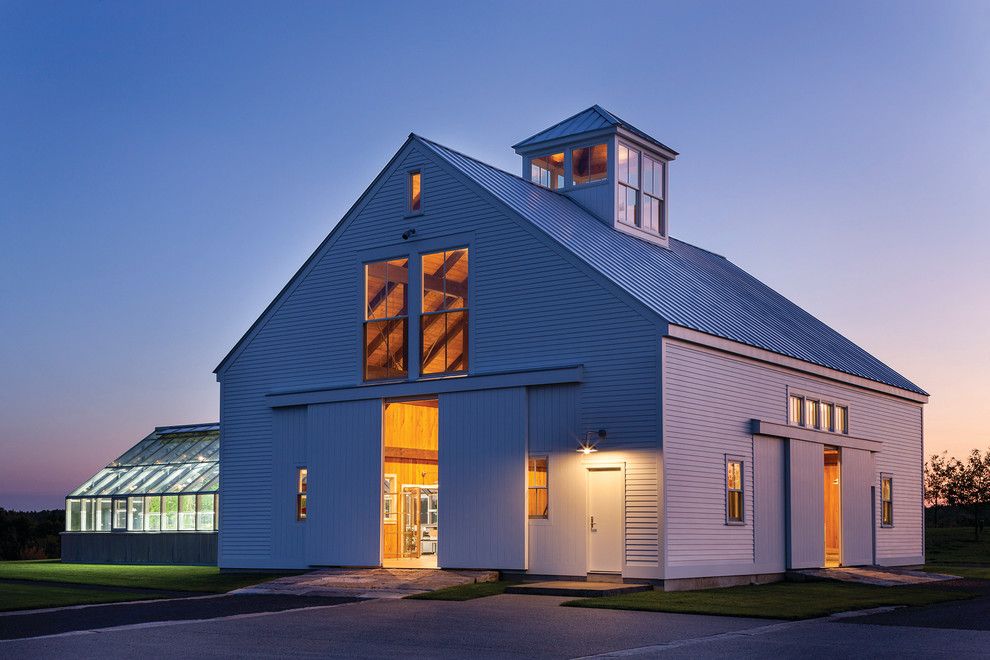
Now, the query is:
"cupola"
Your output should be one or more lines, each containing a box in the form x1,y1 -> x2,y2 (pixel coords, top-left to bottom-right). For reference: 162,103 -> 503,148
513,105 -> 678,247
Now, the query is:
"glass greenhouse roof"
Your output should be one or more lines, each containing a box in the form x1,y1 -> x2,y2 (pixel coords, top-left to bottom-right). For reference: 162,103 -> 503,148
68,423 -> 220,497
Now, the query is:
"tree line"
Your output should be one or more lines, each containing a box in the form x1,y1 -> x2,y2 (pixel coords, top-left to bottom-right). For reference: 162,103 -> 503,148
0,508 -> 64,560
925,448 -> 990,538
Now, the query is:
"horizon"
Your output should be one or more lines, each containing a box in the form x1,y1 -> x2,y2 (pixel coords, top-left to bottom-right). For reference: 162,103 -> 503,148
2,1 -> 989,510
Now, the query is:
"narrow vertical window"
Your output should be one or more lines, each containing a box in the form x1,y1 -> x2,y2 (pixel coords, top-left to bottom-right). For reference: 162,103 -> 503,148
642,154 -> 664,234
113,499 -> 127,530
881,476 -> 893,526
527,457 -> 549,519
409,171 -> 422,213
789,395 -> 804,426
617,144 -> 639,227
805,399 -> 820,430
179,494 -> 197,530
383,474 -> 397,523
128,496 -> 144,531
364,259 -> 409,380
145,496 -> 162,532
726,459 -> 744,523
66,499 -> 80,532
530,153 -> 565,190
821,402 -> 835,432
197,494 -> 216,531
96,498 -> 113,532
162,495 -> 179,531
297,468 -> 308,520
571,143 -> 607,185
836,406 -> 849,434
421,248 -> 469,374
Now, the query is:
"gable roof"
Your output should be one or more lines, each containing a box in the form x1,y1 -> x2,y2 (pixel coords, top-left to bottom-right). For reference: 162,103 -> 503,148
512,105 -> 679,156
416,136 -> 925,396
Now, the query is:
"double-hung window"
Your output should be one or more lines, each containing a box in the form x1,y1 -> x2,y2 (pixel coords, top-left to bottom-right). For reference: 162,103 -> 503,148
421,248 -> 469,374
726,458 -> 744,523
617,144 -> 639,227
642,154 -> 664,233
881,475 -> 893,526
528,457 -> 549,519
364,258 -> 409,380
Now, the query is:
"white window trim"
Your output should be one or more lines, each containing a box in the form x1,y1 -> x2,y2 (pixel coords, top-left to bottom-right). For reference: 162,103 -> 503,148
725,455 -> 745,525
787,387 -> 851,435
528,455 -> 550,522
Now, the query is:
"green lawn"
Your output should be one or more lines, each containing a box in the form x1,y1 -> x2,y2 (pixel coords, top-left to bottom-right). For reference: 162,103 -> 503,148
0,583 -> 173,612
563,582 -> 972,620
406,580 -> 515,601
0,560 -> 292,593
926,527 -> 990,566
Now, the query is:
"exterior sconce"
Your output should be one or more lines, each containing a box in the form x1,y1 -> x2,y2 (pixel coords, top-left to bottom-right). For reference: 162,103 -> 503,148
577,429 -> 607,454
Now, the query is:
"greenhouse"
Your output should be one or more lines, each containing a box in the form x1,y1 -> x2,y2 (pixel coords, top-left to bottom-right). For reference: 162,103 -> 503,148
62,423 -> 219,565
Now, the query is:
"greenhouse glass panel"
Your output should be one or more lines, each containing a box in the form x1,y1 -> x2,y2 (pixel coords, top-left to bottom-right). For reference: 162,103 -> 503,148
96,498 -> 113,532
179,494 -> 196,530
128,497 -> 144,531
197,494 -> 216,531
145,496 -> 162,532
162,495 -> 179,531
66,499 -> 81,531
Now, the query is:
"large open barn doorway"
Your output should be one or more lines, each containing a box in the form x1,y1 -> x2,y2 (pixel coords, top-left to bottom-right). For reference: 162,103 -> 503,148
383,399 -> 439,568
823,446 -> 842,567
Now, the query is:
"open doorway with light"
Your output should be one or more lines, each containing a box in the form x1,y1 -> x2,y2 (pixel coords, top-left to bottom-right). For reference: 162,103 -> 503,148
382,399 -> 439,568
824,446 -> 841,567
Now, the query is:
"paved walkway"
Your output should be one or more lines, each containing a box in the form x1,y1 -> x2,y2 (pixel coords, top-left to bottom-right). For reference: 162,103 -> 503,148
793,565 -> 959,586
233,567 -> 499,598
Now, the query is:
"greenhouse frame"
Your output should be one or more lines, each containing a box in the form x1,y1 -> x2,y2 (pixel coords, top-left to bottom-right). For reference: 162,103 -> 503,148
62,423 -> 219,565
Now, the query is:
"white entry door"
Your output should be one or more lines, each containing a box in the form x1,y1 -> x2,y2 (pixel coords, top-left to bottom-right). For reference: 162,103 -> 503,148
587,468 -> 623,573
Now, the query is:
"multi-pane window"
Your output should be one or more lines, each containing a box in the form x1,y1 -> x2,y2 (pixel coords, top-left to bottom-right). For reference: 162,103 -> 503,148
96,498 -> 113,532
67,494 -> 217,533
617,144 -> 639,227
383,474 -> 397,523
531,153 -> 565,190
145,496 -> 162,532
421,248 -> 469,374
364,258 -> 409,380
179,494 -> 197,530
297,468 -> 308,520
528,457 -> 548,519
726,459 -> 744,523
571,143 -> 607,185
409,171 -> 422,213
113,498 -> 127,530
881,476 -> 893,526
789,394 -> 849,434
162,495 -> 179,531
642,154 -> 664,233
128,496 -> 144,531
197,494 -> 216,531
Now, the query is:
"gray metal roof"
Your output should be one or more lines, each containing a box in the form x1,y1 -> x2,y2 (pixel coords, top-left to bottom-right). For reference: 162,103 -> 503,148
417,136 -> 926,396
512,105 -> 679,156
68,423 -> 220,498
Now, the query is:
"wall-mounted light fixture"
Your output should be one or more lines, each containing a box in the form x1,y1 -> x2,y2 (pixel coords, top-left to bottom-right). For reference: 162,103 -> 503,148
577,429 -> 607,454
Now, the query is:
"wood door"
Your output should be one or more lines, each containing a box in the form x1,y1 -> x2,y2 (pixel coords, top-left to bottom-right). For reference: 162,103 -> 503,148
587,468 -> 623,574
823,447 -> 842,566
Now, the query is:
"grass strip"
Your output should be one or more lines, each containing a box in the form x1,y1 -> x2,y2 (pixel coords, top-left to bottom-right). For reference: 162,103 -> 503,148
406,580 -> 515,601
562,581 -> 972,620
0,582 -> 173,612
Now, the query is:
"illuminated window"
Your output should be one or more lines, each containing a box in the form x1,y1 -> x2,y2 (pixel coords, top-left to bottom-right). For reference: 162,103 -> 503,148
617,144 -> 639,227
836,406 -> 849,434
528,457 -> 548,519
421,248 -> 468,374
881,475 -> 893,526
726,458 -> 744,523
364,258 -> 409,380
66,499 -> 80,531
197,494 -> 216,531
642,154 -> 664,234
805,399 -> 820,430
409,171 -> 421,213
531,153 -> 565,190
297,468 -> 308,520
820,401 -> 835,432
572,143 -> 607,185
383,474 -> 397,523
790,393 -> 849,434
179,494 -> 197,530
162,495 -> 178,531
127,497 -> 144,531
789,395 -> 804,426
145,495 -> 162,532
113,498 -> 127,530
96,498 -> 113,532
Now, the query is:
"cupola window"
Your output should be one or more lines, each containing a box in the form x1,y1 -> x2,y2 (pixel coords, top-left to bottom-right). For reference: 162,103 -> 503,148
571,143 -> 607,185
642,154 -> 664,234
617,143 -> 639,226
531,153 -> 565,190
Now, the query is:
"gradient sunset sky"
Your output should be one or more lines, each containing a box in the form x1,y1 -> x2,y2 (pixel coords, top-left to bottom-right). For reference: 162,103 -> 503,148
2,1 -> 988,510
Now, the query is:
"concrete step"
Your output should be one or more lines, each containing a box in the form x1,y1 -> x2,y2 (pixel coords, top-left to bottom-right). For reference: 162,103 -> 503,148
505,581 -> 652,598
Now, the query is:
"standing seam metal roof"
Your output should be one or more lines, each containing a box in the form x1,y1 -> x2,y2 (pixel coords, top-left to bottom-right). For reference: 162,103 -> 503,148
416,135 -> 925,396
512,105 -> 679,155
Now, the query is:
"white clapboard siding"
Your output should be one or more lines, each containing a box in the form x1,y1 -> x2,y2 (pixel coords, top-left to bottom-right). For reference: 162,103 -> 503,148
439,388 -> 526,570
663,339 -> 924,577
219,140 -> 662,570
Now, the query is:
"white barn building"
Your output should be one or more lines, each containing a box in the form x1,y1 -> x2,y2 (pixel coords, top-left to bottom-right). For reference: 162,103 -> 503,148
215,106 -> 927,588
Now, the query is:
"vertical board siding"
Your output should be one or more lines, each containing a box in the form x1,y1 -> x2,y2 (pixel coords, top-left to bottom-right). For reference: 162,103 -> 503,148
663,339 -> 923,577
842,447 -> 875,566
439,388 -> 526,570
271,407 -> 307,566
305,399 -> 382,566
754,436 -> 786,572
219,142 -> 661,570
788,439 -> 825,569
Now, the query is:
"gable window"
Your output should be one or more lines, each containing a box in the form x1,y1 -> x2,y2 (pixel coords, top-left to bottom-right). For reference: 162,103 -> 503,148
881,475 -> 893,526
409,171 -> 422,213
642,154 -> 664,234
726,458 -> 744,523
528,457 -> 548,519
617,143 -> 639,227
421,248 -> 468,374
571,143 -> 607,185
789,394 -> 849,435
297,468 -> 308,520
531,153 -> 565,190
364,258 -> 409,380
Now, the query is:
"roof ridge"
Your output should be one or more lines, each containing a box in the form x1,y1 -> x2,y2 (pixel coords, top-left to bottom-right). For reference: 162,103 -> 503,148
510,106 -> 605,149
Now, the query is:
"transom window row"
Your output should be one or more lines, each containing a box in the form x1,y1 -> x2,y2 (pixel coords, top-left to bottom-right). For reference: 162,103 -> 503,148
364,248 -> 468,381
789,394 -> 849,434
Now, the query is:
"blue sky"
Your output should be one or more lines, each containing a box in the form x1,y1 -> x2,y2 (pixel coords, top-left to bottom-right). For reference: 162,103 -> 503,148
2,1 -> 988,509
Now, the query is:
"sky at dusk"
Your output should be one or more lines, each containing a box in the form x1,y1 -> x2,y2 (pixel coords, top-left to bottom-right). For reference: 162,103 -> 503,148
2,1 -> 989,510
